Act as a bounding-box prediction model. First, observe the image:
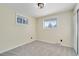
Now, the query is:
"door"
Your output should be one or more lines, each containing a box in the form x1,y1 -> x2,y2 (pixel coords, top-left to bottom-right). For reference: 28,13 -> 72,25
77,9 -> 79,55
73,12 -> 77,54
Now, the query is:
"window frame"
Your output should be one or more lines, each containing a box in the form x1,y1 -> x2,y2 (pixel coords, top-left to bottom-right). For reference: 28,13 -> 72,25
43,18 -> 57,29
16,13 -> 28,25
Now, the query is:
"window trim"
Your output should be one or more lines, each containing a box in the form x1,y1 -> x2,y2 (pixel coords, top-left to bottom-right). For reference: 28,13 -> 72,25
43,18 -> 57,29
16,13 -> 28,25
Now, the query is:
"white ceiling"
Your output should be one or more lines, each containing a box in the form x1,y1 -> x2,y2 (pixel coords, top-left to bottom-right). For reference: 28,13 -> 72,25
0,3 -> 76,18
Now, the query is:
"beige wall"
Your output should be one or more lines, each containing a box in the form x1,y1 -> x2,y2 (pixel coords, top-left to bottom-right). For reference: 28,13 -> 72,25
0,5 -> 75,53
0,6 -> 36,53
36,11 -> 73,47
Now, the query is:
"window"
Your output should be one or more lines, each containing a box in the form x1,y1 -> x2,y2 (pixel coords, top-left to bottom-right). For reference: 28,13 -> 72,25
16,14 -> 28,24
43,18 -> 57,29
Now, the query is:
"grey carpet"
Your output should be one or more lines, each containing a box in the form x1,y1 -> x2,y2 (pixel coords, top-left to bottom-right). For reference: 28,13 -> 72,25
0,40 -> 76,56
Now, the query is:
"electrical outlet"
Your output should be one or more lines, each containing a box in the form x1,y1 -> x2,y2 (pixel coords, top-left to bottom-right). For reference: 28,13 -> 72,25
60,39 -> 62,42
30,37 -> 32,39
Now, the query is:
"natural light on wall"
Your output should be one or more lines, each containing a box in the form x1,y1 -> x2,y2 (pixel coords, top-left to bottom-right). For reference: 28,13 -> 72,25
43,18 -> 57,29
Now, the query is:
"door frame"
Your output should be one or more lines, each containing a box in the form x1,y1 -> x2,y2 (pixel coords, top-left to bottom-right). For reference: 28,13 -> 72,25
77,9 -> 79,55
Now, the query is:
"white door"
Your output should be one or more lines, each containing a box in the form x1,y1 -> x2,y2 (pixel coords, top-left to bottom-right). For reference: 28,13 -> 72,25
77,9 -> 79,55
73,13 -> 77,54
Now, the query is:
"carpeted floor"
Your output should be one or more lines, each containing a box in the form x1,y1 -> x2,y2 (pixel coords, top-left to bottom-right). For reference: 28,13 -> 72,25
0,40 -> 76,56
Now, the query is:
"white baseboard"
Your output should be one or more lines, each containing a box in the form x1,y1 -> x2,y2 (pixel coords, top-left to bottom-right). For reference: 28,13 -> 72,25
0,40 -> 35,54
37,39 -> 73,48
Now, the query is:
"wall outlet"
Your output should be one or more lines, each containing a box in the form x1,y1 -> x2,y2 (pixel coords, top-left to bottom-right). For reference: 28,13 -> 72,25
30,37 -> 32,39
60,39 -> 62,42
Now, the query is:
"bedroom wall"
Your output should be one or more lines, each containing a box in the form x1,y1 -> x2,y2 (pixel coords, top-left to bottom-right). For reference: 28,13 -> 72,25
0,6 -> 36,53
36,11 -> 73,47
